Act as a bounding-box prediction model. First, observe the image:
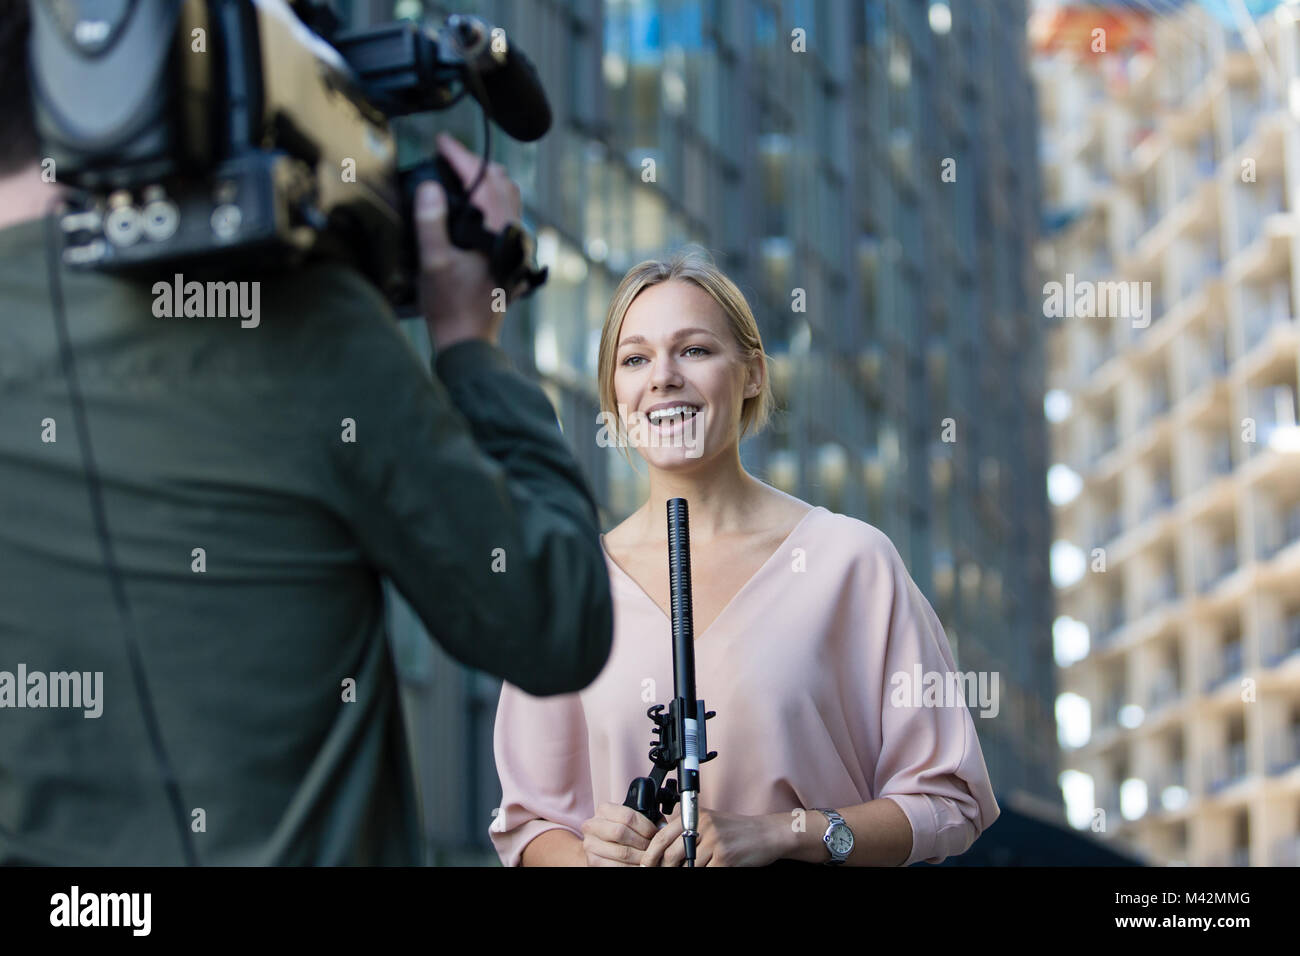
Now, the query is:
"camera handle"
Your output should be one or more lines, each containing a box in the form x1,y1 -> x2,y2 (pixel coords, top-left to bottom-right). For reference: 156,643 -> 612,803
400,153 -> 548,305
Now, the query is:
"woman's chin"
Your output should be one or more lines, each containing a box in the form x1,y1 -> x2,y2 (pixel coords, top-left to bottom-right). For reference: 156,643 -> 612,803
636,438 -> 713,469
642,452 -> 702,470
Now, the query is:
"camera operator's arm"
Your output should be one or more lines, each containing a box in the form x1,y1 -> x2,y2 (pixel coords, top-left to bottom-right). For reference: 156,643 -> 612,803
319,135 -> 611,696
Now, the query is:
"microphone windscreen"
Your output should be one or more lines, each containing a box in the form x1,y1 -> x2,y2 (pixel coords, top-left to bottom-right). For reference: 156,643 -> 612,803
477,46 -> 552,142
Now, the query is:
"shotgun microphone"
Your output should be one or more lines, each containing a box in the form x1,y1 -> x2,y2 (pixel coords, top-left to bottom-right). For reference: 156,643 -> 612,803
623,497 -> 717,867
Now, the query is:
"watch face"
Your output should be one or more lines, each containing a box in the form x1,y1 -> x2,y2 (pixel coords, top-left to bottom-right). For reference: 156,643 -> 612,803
830,827 -> 853,854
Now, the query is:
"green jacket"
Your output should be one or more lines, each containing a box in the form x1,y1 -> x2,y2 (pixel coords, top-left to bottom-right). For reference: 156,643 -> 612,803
0,215 -> 613,864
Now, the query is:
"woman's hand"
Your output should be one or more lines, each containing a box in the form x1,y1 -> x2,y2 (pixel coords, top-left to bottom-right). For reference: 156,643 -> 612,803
641,806 -> 787,867
579,802 -> 660,866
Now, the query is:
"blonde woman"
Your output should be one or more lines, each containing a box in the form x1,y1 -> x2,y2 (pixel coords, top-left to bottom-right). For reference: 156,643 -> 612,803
489,247 -> 999,866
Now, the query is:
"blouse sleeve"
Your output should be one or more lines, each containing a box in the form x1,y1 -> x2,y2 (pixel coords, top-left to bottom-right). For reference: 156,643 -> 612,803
868,531 -> 1001,865
489,680 -> 595,866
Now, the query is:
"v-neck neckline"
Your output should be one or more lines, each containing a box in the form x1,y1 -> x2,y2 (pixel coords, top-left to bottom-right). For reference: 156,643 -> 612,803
599,506 -> 824,641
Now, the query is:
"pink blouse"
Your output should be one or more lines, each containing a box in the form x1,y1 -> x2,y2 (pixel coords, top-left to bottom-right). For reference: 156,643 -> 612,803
489,505 -> 1000,866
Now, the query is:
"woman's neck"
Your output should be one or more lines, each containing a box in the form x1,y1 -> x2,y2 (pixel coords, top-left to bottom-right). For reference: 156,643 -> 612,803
639,451 -> 770,543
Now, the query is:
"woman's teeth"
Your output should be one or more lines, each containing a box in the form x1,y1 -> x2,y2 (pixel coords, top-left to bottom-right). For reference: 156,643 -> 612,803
648,406 -> 699,426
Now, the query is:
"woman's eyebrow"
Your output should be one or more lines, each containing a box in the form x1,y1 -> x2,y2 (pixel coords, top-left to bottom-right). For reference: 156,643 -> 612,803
618,327 -> 720,348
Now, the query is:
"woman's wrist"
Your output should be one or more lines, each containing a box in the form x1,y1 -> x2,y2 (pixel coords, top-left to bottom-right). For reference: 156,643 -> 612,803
768,811 -> 826,863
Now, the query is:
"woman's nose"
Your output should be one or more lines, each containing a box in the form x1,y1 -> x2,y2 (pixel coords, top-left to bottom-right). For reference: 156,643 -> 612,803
650,354 -> 682,388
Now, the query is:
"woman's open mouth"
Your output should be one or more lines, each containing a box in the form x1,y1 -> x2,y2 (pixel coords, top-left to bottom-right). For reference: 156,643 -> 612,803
646,404 -> 701,431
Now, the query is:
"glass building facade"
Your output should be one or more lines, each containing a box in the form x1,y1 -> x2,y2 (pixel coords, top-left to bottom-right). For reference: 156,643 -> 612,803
1038,1 -> 1300,866
338,0 -> 1053,863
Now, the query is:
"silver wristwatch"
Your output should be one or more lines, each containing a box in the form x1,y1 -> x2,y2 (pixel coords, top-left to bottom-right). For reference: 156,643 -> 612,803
814,808 -> 854,864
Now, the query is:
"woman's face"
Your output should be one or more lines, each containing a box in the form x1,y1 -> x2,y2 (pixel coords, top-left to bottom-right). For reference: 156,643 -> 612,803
612,280 -> 760,469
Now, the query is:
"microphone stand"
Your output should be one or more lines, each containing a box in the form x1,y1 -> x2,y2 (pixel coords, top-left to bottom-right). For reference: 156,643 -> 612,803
623,498 -> 716,866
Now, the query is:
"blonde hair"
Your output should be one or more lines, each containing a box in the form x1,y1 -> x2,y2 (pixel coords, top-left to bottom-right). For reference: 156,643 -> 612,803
597,246 -> 775,463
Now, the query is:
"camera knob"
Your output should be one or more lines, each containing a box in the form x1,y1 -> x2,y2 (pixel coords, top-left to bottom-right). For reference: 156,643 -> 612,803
141,198 -> 180,242
104,191 -> 142,247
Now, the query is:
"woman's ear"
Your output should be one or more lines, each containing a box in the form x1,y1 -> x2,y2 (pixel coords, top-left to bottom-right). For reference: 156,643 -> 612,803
744,351 -> 765,398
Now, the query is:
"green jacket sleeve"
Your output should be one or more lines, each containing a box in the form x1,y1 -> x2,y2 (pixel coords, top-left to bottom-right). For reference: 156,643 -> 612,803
322,316 -> 613,697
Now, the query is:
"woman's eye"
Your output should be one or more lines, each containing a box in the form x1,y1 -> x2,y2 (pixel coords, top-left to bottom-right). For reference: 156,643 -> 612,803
621,347 -> 708,367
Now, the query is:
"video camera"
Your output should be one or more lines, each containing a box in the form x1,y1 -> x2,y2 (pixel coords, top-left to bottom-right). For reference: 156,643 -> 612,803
26,0 -> 551,313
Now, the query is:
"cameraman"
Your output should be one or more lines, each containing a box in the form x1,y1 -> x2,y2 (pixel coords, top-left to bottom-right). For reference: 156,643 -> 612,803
0,5 -> 612,864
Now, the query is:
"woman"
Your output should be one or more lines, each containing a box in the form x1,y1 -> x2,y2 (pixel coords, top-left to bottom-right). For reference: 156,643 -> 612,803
489,247 -> 999,866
